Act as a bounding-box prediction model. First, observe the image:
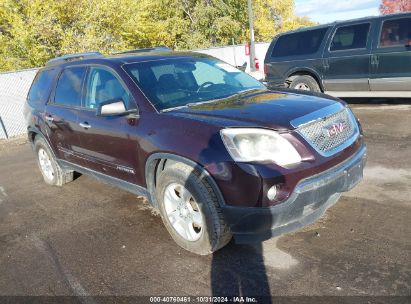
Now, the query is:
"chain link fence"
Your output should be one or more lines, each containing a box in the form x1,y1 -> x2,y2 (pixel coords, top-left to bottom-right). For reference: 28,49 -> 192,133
0,68 -> 38,139
0,44 -> 271,140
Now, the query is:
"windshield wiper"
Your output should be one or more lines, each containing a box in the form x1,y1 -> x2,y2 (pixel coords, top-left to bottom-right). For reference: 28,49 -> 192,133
160,88 -> 263,113
161,96 -> 230,112
160,105 -> 190,113
237,87 -> 263,95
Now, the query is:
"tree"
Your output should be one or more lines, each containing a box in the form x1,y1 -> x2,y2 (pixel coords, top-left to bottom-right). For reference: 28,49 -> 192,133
253,0 -> 316,42
380,0 -> 411,15
0,0 -> 316,71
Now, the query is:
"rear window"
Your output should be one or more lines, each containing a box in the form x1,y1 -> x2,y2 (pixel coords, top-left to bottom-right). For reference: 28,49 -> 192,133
27,69 -> 56,105
330,23 -> 370,51
379,17 -> 411,48
54,67 -> 87,107
271,27 -> 329,58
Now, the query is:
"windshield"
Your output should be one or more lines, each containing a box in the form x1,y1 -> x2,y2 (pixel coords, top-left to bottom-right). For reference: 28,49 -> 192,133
123,57 -> 265,111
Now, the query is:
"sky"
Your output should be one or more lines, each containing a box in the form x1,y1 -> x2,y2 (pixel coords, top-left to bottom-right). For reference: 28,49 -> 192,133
295,0 -> 381,24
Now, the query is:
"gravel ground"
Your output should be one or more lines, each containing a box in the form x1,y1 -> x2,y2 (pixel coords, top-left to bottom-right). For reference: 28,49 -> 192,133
0,100 -> 410,302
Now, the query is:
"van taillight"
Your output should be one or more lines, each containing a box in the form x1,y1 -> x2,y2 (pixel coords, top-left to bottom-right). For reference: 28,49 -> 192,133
264,64 -> 267,76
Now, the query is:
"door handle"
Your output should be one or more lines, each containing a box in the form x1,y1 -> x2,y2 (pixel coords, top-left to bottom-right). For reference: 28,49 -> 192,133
323,59 -> 330,70
371,55 -> 379,67
79,122 -> 91,129
45,115 -> 54,122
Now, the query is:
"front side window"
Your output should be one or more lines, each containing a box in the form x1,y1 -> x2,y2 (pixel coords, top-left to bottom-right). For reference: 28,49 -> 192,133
330,23 -> 370,51
379,17 -> 411,48
124,58 -> 264,111
54,67 -> 87,107
271,27 -> 329,57
84,67 -> 132,110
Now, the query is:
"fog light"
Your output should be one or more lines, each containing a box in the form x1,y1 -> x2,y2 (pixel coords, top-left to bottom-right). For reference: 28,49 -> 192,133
267,185 -> 278,201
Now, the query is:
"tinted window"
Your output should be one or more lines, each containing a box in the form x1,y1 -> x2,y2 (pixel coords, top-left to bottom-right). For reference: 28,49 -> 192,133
84,67 -> 132,110
379,17 -> 411,48
27,69 -> 56,105
330,23 -> 370,51
271,27 -> 329,57
54,67 -> 86,107
124,58 -> 264,111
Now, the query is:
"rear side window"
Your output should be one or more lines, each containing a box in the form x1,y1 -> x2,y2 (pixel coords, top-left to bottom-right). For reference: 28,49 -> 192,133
271,27 -> 329,57
330,23 -> 370,51
379,17 -> 411,48
54,67 -> 87,107
27,69 -> 56,105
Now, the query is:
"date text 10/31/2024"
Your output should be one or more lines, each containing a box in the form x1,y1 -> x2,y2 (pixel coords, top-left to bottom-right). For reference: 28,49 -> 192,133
149,296 -> 258,303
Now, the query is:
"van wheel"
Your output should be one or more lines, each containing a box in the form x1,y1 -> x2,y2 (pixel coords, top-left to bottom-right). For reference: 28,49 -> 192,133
155,163 -> 232,255
289,75 -> 321,92
34,136 -> 73,186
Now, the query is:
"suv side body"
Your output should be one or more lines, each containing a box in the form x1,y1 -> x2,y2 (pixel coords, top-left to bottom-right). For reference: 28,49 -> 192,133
25,51 -> 366,254
264,12 -> 411,98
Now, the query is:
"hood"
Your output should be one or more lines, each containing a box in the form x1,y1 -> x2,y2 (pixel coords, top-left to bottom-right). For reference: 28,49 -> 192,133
165,89 -> 341,130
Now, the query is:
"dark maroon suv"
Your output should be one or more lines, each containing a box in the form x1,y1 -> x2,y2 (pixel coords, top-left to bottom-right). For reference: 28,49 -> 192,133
24,50 -> 366,255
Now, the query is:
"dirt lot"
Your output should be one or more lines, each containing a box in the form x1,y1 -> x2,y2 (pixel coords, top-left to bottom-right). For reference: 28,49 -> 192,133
0,101 -> 410,301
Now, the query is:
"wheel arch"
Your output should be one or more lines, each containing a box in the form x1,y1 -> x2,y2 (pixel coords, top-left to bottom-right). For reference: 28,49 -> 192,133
28,127 -> 40,144
28,127 -> 58,159
286,68 -> 323,92
145,153 -> 226,209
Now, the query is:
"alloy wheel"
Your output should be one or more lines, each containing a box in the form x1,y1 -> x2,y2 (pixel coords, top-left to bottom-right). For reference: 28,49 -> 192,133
38,148 -> 54,181
295,83 -> 311,91
163,183 -> 203,242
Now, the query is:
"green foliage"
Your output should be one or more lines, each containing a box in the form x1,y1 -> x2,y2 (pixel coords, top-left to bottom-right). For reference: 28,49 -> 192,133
0,0 -> 316,71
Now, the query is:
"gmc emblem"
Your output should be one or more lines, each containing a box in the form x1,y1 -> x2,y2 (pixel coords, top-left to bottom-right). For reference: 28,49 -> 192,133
325,121 -> 348,137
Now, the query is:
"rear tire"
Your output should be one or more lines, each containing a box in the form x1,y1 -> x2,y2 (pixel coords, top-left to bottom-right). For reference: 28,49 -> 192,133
289,75 -> 321,92
34,136 -> 73,186
155,163 -> 232,255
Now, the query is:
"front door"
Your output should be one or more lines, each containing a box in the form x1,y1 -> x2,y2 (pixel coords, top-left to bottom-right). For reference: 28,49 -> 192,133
322,22 -> 373,92
45,66 -> 87,165
75,66 -> 139,183
370,16 -> 411,91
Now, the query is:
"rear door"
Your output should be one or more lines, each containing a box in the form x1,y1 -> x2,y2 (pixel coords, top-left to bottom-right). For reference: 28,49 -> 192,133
75,66 -> 139,183
45,66 -> 87,165
370,16 -> 411,91
322,22 -> 373,92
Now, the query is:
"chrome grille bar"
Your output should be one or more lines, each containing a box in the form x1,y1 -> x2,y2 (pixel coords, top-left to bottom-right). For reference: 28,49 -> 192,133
291,104 -> 360,157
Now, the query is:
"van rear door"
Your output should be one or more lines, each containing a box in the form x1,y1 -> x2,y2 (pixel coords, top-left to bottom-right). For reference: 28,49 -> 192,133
370,15 -> 411,92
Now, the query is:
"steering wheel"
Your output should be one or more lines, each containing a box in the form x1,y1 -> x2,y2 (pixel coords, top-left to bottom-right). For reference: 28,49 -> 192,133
197,82 -> 214,93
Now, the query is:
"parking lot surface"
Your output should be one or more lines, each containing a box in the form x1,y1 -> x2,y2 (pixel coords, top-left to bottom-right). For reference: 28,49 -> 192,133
0,101 -> 410,299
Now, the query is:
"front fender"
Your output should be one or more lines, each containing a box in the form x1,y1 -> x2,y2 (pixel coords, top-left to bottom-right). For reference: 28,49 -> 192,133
145,152 -> 227,209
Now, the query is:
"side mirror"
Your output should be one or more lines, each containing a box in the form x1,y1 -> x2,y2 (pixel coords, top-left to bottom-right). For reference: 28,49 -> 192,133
97,99 -> 139,117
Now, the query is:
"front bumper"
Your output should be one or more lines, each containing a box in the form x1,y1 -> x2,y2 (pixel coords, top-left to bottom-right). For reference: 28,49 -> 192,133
221,144 -> 367,243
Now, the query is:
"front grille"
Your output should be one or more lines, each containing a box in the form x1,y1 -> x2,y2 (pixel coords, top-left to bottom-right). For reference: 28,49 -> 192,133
297,108 -> 358,156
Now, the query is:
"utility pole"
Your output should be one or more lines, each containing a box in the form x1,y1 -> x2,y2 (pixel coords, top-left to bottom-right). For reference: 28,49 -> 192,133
247,0 -> 256,72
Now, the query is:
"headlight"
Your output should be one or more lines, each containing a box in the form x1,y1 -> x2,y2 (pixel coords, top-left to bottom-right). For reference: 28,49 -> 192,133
220,128 -> 302,166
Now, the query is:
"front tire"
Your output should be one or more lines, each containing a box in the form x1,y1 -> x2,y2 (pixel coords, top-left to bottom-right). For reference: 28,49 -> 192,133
156,163 -> 232,255
34,136 -> 73,186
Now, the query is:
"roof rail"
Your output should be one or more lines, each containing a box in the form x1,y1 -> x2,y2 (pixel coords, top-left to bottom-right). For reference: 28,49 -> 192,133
46,52 -> 104,66
115,46 -> 171,55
